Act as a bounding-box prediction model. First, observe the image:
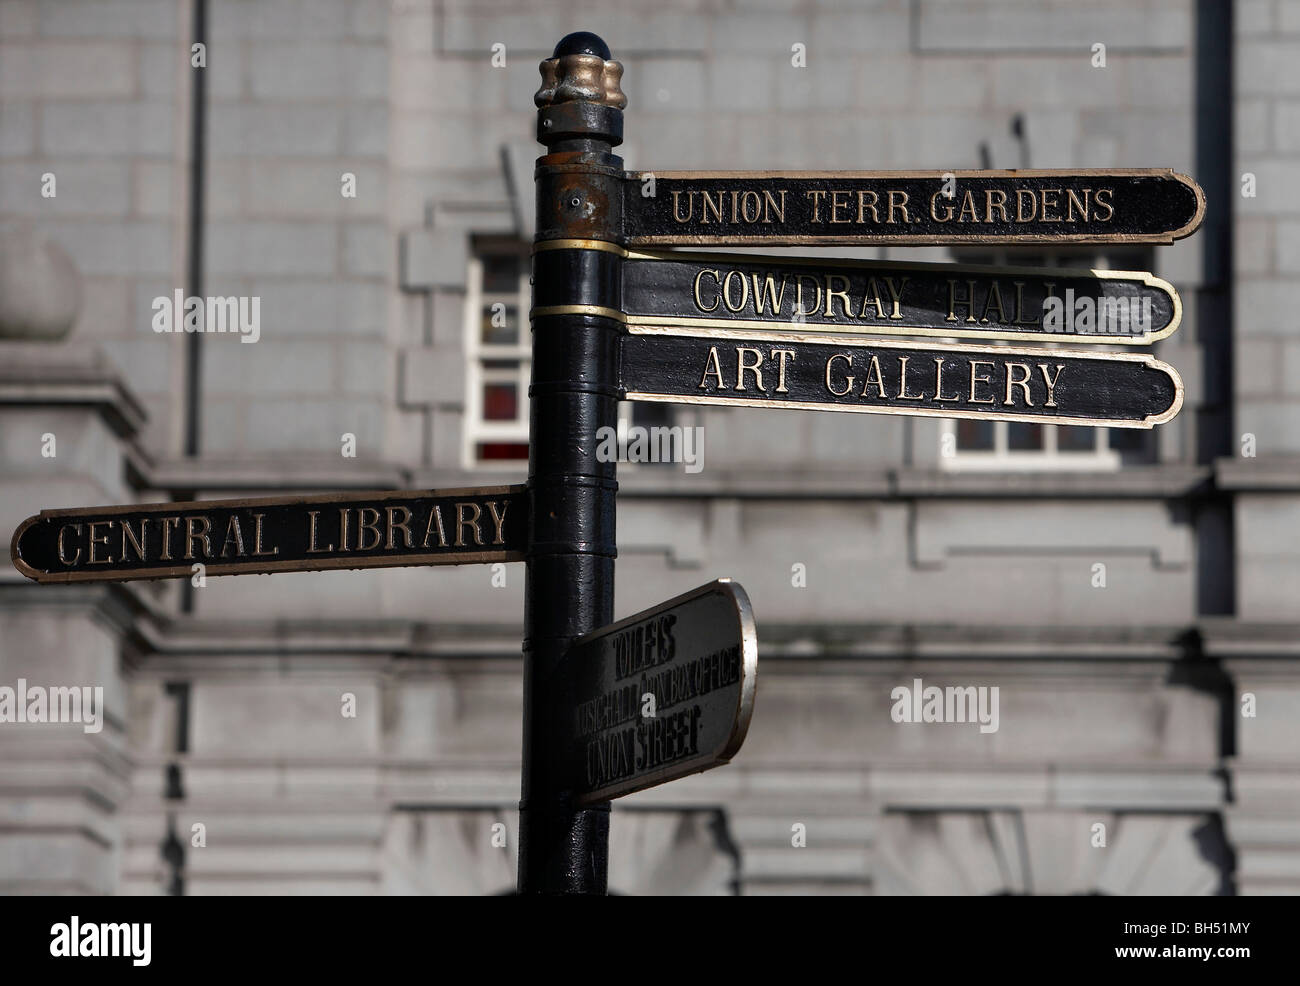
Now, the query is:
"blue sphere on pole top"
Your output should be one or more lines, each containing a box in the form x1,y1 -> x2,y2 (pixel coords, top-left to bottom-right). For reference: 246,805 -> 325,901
553,32 -> 610,59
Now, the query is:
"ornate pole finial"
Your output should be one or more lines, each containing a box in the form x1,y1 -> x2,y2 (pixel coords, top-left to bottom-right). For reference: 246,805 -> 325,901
535,32 -> 626,111
535,32 -> 625,150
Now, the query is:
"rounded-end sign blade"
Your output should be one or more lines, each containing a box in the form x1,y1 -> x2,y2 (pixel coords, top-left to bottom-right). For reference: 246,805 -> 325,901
566,578 -> 758,806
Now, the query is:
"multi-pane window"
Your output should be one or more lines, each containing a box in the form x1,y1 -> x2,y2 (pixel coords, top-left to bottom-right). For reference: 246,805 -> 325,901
465,240 -> 531,466
939,247 -> 1158,471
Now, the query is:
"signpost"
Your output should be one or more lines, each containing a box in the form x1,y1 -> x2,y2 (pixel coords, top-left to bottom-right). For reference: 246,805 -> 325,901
564,579 -> 757,806
8,31 -> 1204,896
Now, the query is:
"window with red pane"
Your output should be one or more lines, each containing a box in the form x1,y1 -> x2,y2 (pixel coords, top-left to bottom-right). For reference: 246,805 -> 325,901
466,240 -> 531,466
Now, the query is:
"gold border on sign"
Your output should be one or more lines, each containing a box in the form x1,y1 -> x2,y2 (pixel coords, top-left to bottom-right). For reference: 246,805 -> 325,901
620,248 -> 1182,346
10,485 -> 527,584
622,169 -> 1207,246
570,577 -> 758,807
622,324 -> 1185,430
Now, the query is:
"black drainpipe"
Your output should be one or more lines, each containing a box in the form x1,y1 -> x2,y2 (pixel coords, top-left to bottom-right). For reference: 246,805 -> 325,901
179,0 -> 207,615
184,0 -> 206,458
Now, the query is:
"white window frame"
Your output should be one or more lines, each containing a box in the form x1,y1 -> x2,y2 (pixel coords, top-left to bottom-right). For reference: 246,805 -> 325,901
463,243 -> 641,471
463,246 -> 531,470
939,412 -> 1120,473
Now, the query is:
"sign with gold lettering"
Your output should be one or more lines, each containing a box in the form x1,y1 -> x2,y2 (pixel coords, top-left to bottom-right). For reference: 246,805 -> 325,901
10,485 -> 526,584
619,249 -> 1181,345
564,579 -> 757,806
621,326 -> 1183,429
622,170 -> 1204,246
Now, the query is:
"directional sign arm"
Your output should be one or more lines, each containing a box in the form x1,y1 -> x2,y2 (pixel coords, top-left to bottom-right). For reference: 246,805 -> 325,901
619,326 -> 1183,429
623,170 -> 1204,246
10,486 -> 528,583
620,248 -> 1182,345
563,578 -> 758,806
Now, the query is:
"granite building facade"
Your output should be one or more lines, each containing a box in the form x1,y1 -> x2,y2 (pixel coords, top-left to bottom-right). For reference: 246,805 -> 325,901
0,0 -> 1296,894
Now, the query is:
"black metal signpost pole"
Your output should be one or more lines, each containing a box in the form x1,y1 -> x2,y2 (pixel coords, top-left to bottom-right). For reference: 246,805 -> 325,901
518,32 -> 625,894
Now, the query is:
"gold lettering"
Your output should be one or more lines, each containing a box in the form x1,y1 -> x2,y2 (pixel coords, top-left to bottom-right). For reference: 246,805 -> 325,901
120,518 -> 147,561
825,354 -> 855,396
722,269 -> 749,312
698,346 -> 727,390
887,190 -> 911,224
857,190 -> 880,223
184,516 -> 211,560
930,191 -> 955,223
957,190 -> 979,223
692,269 -> 721,313
159,517 -> 181,560
252,513 -> 279,556
671,190 -> 693,223
981,281 -> 1007,324
771,349 -> 795,393
762,189 -> 786,223
897,356 -> 925,399
750,271 -> 787,315
1016,189 -> 1037,222
308,511 -> 333,552
740,190 -> 762,223
735,347 -> 765,392
1003,362 -> 1034,406
861,355 -> 887,398
1040,188 -> 1062,222
422,505 -> 448,548
486,500 -> 510,545
357,507 -> 383,551
947,279 -> 977,323
795,274 -> 821,316
88,520 -> 114,564
969,360 -> 996,403
1066,188 -> 1089,222
860,278 -> 887,319
824,274 -> 852,318
58,523 -> 82,566
933,357 -> 961,402
386,506 -> 413,549
1038,363 -> 1065,408
1094,187 -> 1114,221
883,276 -> 908,319
985,189 -> 1009,222
1012,282 -> 1038,325
830,189 -> 852,223
701,190 -> 723,224
338,508 -> 351,551
220,515 -> 246,557
805,189 -> 827,223
456,502 -> 484,547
